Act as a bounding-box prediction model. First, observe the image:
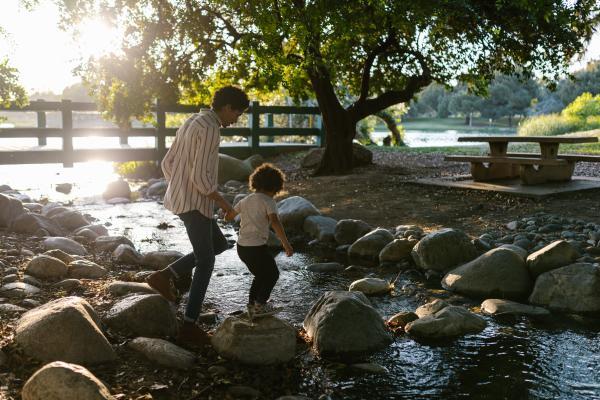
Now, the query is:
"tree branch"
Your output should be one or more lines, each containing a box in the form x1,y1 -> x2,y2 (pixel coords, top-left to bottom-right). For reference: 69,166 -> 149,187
357,33 -> 395,104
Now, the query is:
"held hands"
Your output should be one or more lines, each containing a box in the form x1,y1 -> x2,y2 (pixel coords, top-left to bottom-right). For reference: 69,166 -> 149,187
224,209 -> 237,222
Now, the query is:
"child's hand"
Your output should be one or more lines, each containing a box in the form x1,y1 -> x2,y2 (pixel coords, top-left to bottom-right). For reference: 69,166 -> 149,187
283,243 -> 294,257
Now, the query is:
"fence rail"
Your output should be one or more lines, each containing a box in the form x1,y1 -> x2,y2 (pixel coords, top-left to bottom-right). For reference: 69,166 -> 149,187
0,100 -> 324,166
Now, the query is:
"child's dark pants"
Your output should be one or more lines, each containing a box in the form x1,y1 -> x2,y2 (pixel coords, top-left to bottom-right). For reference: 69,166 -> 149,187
236,244 -> 279,304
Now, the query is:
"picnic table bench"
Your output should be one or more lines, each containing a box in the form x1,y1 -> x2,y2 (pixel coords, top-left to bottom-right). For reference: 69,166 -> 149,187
444,136 -> 600,184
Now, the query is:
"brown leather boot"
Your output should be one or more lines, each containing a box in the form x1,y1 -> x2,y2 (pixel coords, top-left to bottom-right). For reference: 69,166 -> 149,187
146,270 -> 176,302
176,321 -> 212,346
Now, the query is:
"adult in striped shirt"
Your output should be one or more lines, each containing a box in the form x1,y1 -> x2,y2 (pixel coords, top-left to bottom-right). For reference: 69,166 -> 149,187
147,86 -> 249,345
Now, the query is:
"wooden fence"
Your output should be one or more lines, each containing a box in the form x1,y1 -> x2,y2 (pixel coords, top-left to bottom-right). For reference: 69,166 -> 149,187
0,100 -> 324,166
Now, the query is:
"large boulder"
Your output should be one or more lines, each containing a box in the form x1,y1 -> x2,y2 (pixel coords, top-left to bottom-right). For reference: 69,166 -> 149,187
218,154 -> 253,184
0,193 -> 26,228
15,297 -> 115,364
301,144 -> 372,169
442,248 -> 533,301
25,255 -> 68,280
22,361 -> 114,400
141,251 -> 184,270
102,179 -> 131,201
529,263 -> 600,314
303,291 -> 392,359
411,228 -> 479,273
112,244 -> 143,265
11,213 -> 64,236
405,306 -> 487,338
334,219 -> 372,245
43,237 -> 87,256
50,210 -> 90,232
526,240 -> 579,278
147,180 -> 168,197
303,215 -> 337,242
128,337 -> 195,369
103,294 -> 177,337
276,196 -> 321,231
379,238 -> 418,263
68,260 -> 108,279
348,228 -> 394,264
94,236 -> 134,253
211,316 -> 296,365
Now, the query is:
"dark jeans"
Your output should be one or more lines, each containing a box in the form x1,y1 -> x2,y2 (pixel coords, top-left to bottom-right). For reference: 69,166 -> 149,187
168,210 -> 228,322
237,244 -> 279,305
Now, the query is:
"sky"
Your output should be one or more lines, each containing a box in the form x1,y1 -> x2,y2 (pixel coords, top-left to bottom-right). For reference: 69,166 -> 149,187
1,0 -> 599,94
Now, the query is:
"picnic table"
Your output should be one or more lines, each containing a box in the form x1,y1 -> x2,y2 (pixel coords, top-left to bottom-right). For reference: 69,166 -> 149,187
444,135 -> 600,184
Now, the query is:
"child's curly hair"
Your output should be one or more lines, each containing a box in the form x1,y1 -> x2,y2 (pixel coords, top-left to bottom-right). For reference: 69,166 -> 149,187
249,163 -> 285,194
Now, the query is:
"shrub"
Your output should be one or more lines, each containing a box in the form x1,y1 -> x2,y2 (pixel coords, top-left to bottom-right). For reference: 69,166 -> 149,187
562,92 -> 600,120
518,113 -> 582,136
113,161 -> 162,179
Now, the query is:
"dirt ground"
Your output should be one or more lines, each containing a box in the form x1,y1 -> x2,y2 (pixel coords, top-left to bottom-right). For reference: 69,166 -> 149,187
273,150 -> 600,235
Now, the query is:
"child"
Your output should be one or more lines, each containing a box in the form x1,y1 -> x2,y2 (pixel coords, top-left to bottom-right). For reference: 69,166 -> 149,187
226,163 -> 293,319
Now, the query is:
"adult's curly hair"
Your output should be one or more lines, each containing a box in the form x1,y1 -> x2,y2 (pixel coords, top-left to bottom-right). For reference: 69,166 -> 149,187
249,163 -> 285,194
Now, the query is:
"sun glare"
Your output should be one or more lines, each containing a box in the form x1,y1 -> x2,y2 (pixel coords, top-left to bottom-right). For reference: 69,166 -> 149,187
74,18 -> 122,59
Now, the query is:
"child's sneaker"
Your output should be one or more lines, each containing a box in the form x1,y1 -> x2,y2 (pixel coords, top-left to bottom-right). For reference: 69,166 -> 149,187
252,302 -> 283,318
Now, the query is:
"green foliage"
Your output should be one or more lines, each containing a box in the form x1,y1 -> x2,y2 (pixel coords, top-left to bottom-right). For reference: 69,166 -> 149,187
113,161 -> 161,179
562,92 -> 600,120
518,113 -> 582,136
0,58 -> 27,108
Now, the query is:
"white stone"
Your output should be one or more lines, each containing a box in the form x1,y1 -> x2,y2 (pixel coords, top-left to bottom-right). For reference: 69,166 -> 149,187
349,278 -> 392,295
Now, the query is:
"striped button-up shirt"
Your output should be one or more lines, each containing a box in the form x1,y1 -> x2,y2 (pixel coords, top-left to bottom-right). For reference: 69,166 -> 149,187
161,109 -> 221,218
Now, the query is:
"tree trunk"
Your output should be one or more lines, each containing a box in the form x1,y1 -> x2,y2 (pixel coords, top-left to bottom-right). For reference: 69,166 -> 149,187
376,110 -> 405,146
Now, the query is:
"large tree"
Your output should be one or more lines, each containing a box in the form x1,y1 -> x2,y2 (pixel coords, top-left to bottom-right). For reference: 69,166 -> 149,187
56,0 -> 598,174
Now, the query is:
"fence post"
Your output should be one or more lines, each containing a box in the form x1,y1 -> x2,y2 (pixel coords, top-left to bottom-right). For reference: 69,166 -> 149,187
316,114 -> 326,147
248,101 -> 260,153
156,99 -> 166,162
266,113 -> 274,143
61,99 -> 73,167
36,99 -> 47,146
120,122 -> 129,146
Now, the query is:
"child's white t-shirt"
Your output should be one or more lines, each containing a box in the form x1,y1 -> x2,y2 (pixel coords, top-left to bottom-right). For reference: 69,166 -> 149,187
234,192 -> 278,246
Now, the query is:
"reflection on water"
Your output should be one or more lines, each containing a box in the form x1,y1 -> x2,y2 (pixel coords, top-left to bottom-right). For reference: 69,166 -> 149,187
373,129 -> 516,147
78,201 -> 600,400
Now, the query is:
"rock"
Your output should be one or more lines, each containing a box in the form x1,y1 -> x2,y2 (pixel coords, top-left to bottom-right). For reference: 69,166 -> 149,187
128,337 -> 195,369
0,282 -> 41,298
104,294 -> 177,337
498,244 -> 528,260
23,275 -> 42,287
94,236 -> 134,253
141,251 -> 184,270
529,263 -> 600,314
243,154 -> 265,170
334,219 -> 372,245
55,183 -> 73,194
349,278 -> 392,295
68,260 -> 108,279
106,281 -> 156,297
2,274 -> 18,283
25,255 -> 68,280
50,210 -> 89,232
414,299 -> 449,318
386,311 -> 419,327
0,193 -> 26,228
102,179 -> 131,201
22,361 -> 114,400
11,213 -> 64,236
506,221 -> 519,230
15,297 -> 115,364
379,238 -> 418,263
300,144 -> 372,168
22,203 -> 43,213
74,229 -> 99,241
211,316 -> 296,365
218,154 -> 253,184
54,279 -> 82,291
45,206 -> 70,218
405,306 -> 487,338
303,291 -> 392,359
411,228 -> 479,273
348,228 -> 394,263
112,244 -> 143,265
442,248 -> 532,301
306,262 -> 345,273
43,237 -> 87,256
227,386 -> 261,399
43,249 -> 76,264
105,197 -> 130,205
74,225 -> 109,237
0,303 -> 28,315
147,180 -> 168,197
277,196 -> 321,231
266,230 -> 282,248
275,397 -> 311,400
208,365 -> 228,376
349,363 -> 388,374
480,299 -> 550,316
526,240 -> 579,278
0,184 -> 11,192
303,215 -> 337,242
